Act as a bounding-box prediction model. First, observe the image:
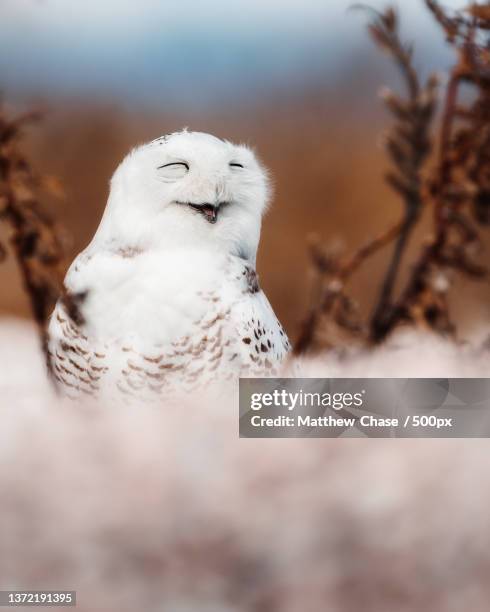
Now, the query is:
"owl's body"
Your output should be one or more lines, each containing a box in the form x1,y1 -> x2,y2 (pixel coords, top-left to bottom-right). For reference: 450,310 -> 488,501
48,131 -> 290,401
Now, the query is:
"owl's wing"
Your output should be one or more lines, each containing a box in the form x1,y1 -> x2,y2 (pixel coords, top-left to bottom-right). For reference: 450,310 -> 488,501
47,296 -> 109,400
227,262 -> 291,377
47,245 -> 140,399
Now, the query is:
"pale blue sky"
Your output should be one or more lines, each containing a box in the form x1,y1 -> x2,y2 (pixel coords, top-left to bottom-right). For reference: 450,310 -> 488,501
0,0 -> 467,109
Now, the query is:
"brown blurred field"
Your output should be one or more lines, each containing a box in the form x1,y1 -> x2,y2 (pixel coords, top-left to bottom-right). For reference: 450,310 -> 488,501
1,91 -> 489,340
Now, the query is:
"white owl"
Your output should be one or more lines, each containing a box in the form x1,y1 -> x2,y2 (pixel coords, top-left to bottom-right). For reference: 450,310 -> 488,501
48,131 -> 291,401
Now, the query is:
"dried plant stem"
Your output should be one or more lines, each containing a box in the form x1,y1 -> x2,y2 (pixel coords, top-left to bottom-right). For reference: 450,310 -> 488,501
339,220 -> 403,279
379,2 -> 490,338
296,1 -> 490,354
370,208 -> 420,339
294,220 -> 402,353
365,6 -> 437,341
0,104 -> 66,373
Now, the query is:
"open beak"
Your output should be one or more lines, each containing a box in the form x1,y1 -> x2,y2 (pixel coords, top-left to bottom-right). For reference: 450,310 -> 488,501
188,202 -> 220,224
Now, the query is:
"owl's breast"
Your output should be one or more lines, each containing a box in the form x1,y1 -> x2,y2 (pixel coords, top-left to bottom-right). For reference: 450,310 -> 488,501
69,247 -> 234,349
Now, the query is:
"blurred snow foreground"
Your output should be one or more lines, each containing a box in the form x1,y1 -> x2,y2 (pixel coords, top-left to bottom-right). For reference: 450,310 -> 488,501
1,317 -> 490,612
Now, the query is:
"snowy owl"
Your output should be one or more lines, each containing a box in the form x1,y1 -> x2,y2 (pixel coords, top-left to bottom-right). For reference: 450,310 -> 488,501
48,131 -> 291,401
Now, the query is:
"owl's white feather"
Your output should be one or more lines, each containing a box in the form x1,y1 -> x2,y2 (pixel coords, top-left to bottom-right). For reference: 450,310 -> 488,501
48,131 -> 290,401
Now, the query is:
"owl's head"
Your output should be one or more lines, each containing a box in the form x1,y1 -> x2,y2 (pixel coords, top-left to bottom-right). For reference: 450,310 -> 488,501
92,131 -> 271,263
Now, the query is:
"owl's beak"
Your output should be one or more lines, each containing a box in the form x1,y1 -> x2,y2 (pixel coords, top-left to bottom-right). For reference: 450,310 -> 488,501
201,203 -> 219,224
188,202 -> 220,224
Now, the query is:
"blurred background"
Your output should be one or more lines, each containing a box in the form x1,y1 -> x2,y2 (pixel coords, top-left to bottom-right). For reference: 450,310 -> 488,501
0,0 -> 488,339
1,4 -> 490,610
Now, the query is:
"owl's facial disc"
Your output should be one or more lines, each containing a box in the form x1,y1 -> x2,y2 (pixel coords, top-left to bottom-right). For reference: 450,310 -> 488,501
177,201 -> 227,224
